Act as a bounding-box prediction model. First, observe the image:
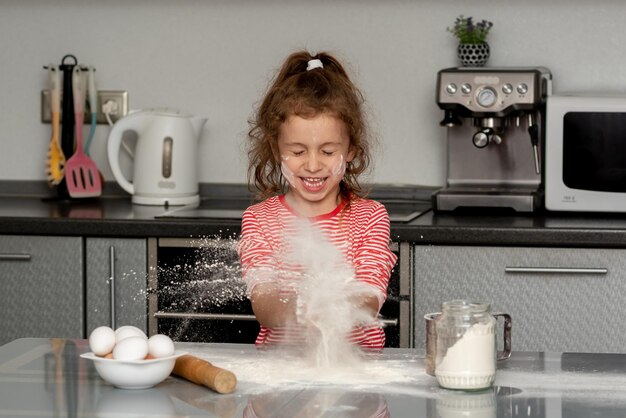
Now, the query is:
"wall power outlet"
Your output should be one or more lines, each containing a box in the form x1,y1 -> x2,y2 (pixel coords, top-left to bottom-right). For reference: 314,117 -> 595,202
41,90 -> 128,124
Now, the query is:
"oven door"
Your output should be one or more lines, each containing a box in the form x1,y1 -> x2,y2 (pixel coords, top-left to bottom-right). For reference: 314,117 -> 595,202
148,238 -> 407,347
148,238 -> 259,344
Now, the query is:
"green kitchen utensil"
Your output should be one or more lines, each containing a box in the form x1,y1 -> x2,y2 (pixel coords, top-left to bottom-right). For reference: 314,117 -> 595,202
85,66 -> 97,156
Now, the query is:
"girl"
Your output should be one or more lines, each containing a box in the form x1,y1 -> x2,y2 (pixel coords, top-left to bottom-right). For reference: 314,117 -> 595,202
237,50 -> 397,351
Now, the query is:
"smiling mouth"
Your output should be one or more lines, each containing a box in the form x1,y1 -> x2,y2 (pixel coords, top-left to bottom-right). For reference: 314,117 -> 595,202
301,177 -> 327,191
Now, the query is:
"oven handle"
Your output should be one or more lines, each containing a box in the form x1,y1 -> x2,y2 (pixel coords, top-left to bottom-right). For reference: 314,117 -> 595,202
153,311 -> 399,326
154,312 -> 258,321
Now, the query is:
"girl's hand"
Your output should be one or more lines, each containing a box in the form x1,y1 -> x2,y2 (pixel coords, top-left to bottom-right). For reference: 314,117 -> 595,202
347,292 -> 380,322
250,282 -> 298,328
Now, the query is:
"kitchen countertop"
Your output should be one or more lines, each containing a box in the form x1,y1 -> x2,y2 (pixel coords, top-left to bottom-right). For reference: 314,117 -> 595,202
3,337 -> 626,417
3,183 -> 626,246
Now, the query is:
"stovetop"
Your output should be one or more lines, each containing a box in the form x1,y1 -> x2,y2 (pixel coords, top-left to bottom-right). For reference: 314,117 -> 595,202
156,198 -> 432,223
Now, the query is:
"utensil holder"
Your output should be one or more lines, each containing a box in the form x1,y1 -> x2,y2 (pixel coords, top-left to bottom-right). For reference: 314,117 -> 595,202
56,54 -> 77,199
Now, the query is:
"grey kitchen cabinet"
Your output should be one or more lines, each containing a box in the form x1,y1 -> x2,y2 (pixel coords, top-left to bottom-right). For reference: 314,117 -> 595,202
0,235 -> 83,346
86,238 -> 148,336
413,245 -> 626,354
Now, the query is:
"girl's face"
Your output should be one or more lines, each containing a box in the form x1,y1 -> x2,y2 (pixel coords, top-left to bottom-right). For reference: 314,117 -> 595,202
277,113 -> 354,217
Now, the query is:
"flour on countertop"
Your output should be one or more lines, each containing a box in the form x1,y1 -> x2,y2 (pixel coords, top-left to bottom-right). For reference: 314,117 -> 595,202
184,347 -> 433,396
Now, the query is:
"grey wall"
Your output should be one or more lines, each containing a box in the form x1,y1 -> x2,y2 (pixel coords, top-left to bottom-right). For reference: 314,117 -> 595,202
1,0 -> 624,188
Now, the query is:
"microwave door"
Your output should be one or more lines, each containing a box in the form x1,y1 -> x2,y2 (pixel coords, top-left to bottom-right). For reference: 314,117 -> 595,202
563,112 -> 626,193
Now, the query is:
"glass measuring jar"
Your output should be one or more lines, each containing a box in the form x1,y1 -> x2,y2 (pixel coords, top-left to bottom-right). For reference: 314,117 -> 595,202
435,300 -> 510,390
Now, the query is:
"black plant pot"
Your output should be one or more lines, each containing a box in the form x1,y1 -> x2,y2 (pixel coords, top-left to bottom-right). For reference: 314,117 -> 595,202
457,43 -> 490,67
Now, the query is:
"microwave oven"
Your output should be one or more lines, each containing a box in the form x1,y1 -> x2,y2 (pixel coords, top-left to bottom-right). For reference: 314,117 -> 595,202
545,94 -> 626,212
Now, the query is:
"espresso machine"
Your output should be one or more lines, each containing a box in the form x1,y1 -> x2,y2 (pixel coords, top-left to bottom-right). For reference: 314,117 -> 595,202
434,67 -> 552,212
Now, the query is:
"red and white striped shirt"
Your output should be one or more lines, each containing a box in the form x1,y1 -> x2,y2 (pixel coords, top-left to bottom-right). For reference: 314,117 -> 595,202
237,194 -> 397,350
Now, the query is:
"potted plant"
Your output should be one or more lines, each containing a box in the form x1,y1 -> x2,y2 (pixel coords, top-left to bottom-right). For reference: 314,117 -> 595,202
447,15 -> 493,67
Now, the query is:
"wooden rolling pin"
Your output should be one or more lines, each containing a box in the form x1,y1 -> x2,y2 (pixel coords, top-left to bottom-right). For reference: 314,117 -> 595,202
172,354 -> 237,394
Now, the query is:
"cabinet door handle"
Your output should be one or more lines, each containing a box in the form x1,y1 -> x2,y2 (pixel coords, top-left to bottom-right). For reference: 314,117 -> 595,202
399,300 -> 411,348
109,246 -> 116,329
505,266 -> 608,274
0,253 -> 31,261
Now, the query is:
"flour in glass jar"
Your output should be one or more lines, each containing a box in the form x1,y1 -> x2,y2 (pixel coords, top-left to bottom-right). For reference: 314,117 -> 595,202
436,322 -> 496,390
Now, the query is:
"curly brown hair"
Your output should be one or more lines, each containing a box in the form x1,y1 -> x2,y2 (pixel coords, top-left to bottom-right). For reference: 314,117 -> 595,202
247,50 -> 372,202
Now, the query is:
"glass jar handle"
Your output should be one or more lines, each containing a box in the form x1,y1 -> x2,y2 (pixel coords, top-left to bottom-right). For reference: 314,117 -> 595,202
494,313 -> 512,360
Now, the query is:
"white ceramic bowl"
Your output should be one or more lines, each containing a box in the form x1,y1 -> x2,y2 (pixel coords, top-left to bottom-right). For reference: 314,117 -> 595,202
80,352 -> 186,389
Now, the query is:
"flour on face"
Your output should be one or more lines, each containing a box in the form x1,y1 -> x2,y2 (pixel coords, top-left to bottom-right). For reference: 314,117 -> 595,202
280,158 -> 297,189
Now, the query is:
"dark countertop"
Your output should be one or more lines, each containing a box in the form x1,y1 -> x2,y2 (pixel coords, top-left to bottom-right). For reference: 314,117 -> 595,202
3,338 -> 626,418
0,195 -> 245,239
408,210 -> 626,248
2,183 -> 626,247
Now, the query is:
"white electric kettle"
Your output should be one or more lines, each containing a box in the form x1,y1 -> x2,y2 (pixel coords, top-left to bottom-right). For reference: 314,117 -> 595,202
107,109 -> 207,206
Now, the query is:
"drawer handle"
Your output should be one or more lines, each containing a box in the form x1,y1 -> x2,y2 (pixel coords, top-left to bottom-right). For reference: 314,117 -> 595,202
0,253 -> 32,261
505,267 -> 608,275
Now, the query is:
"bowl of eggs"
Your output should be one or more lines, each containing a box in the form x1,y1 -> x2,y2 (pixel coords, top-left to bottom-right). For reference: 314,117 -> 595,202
80,325 -> 185,389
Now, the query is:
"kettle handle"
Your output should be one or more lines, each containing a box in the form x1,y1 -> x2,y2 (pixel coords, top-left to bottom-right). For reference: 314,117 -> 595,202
106,111 -> 146,195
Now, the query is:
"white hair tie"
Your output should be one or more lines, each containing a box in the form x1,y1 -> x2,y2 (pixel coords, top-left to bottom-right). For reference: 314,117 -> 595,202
306,59 -> 324,71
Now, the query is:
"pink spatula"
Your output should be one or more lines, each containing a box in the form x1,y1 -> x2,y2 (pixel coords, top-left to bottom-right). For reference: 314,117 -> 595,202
65,66 -> 102,198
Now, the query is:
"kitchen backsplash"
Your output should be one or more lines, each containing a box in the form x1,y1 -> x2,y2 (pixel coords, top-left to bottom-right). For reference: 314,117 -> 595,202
0,0 -> 623,187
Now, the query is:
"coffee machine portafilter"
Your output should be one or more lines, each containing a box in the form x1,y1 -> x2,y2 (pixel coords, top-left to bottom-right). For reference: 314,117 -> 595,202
434,67 -> 552,212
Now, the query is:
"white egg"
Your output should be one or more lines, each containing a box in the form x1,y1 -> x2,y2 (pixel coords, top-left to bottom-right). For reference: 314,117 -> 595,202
112,336 -> 149,361
88,326 -> 116,356
115,325 -> 147,343
147,334 -> 175,358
